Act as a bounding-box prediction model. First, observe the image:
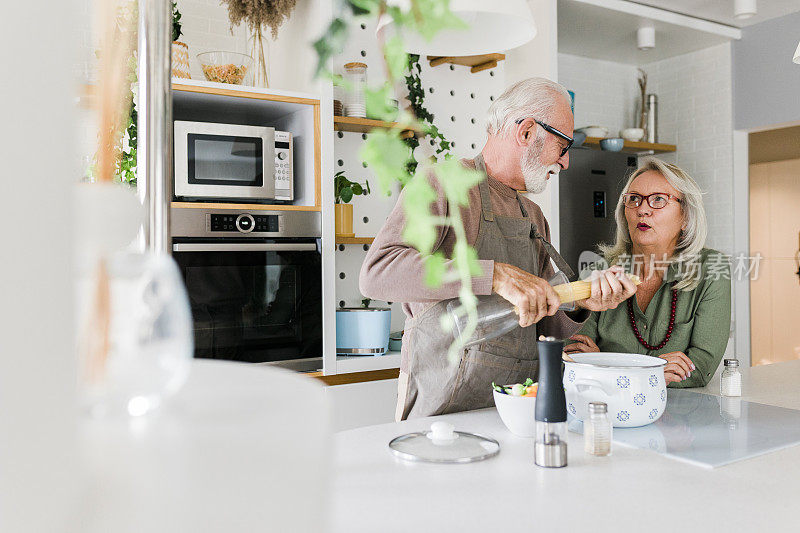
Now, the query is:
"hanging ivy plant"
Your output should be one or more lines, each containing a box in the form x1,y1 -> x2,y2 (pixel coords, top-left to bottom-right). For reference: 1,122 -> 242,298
313,1 -> 483,362
403,53 -> 452,175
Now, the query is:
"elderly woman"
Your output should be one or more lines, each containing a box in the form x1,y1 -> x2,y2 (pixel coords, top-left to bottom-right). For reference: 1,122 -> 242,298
564,158 -> 731,387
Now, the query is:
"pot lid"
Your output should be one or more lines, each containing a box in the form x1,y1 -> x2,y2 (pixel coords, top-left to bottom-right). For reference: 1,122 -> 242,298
564,352 -> 667,369
336,307 -> 391,312
388,422 -> 500,463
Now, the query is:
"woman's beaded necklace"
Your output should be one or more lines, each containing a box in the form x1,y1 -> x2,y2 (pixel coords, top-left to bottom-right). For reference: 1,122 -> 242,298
627,286 -> 678,351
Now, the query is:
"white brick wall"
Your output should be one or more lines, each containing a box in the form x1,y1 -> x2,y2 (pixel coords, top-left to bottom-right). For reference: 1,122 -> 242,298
641,43 -> 734,254
557,46 -> 734,254
557,53 -> 640,135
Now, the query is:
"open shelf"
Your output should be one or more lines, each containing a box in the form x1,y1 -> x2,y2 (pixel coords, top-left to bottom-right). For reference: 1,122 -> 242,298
171,201 -> 320,212
171,79 -> 322,210
336,351 -> 401,373
426,53 -> 505,73
583,137 -> 676,154
333,116 -> 422,138
335,236 -> 374,245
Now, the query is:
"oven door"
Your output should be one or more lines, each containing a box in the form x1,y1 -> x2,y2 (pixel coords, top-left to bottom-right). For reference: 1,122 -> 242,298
172,241 -> 321,366
174,121 -> 276,200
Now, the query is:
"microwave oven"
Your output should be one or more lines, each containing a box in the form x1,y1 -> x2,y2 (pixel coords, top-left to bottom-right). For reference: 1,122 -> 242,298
173,120 -> 293,202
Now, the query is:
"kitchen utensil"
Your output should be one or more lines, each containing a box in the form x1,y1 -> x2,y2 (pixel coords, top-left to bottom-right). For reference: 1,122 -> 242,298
572,131 -> 587,147
576,126 -> 608,138
620,128 -> 645,142
493,388 -> 537,437
447,272 -> 575,348
599,138 -> 625,151
448,273 -> 641,348
335,307 -> 391,355
535,337 -> 568,468
197,51 -> 253,84
388,421 -> 500,463
563,352 -> 667,427
646,94 -> 658,143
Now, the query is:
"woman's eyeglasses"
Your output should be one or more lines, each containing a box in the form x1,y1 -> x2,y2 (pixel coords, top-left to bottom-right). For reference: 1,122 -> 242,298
515,117 -> 573,157
622,193 -> 682,209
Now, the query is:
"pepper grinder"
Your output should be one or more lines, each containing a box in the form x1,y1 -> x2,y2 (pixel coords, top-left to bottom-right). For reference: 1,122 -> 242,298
534,336 -> 568,468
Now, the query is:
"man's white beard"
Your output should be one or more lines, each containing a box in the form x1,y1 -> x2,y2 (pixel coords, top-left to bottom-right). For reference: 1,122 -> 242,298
521,144 -> 561,194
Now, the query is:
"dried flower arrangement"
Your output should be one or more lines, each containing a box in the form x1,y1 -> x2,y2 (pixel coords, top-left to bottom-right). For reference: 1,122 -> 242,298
220,0 -> 297,87
220,0 -> 297,39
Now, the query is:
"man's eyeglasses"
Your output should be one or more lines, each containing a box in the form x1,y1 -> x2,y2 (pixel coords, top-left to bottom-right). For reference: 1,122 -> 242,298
622,192 -> 682,209
514,117 -> 573,158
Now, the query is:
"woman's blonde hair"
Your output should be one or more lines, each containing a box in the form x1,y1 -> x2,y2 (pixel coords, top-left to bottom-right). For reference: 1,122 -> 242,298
599,157 -> 707,291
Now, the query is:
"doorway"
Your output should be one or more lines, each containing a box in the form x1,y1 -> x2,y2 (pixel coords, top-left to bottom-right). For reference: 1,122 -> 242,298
748,125 -> 800,366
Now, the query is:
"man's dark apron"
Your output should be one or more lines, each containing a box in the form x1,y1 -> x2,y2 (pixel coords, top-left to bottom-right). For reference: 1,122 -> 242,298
396,154 -> 574,421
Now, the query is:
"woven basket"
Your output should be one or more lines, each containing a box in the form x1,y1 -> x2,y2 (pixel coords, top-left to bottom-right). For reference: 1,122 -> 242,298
171,41 -> 190,79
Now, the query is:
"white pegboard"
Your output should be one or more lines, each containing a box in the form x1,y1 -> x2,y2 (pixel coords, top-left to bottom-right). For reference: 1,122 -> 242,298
333,16 -> 506,333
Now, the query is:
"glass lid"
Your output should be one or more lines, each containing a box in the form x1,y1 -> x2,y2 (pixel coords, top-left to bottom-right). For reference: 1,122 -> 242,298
388,422 -> 500,463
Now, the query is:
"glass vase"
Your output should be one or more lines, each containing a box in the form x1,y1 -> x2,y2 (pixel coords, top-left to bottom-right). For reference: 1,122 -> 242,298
248,26 -> 269,88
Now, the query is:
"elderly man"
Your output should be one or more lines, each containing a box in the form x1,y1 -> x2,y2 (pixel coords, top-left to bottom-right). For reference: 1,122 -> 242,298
360,78 -> 636,421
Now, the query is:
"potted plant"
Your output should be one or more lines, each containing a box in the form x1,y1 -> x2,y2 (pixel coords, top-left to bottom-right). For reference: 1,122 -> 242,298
334,171 -> 370,238
171,2 -> 190,79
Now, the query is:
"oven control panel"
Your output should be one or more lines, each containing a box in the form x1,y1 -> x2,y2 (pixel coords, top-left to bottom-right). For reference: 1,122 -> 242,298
210,213 -> 280,233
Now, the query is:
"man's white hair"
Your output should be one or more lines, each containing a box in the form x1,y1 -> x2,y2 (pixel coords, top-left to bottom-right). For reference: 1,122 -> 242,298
486,78 -> 572,137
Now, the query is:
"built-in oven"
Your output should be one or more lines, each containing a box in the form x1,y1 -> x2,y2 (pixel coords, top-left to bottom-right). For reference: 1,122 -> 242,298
173,120 -> 294,202
171,207 -> 321,371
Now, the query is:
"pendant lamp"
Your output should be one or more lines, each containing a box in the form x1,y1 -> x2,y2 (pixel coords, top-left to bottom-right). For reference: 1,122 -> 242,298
377,0 -> 537,56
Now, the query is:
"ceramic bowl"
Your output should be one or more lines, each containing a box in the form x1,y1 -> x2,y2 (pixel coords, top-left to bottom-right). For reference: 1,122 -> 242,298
563,353 -> 667,428
388,331 -> 403,352
493,389 -> 537,437
572,131 -> 587,148
620,128 -> 645,142
599,137 -> 625,152
577,126 -> 608,138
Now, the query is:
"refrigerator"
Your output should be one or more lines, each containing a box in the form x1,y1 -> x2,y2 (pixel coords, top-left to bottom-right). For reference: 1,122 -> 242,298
558,148 -> 638,277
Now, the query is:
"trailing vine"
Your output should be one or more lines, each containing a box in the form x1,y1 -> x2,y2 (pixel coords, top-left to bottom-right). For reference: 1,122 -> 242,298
403,53 -> 452,175
313,1 -> 484,363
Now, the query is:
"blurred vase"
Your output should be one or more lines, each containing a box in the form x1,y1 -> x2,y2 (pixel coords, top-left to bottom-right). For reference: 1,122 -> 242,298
79,251 -> 193,418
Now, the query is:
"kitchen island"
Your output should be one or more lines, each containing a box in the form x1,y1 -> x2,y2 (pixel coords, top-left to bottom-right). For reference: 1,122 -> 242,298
330,360 -> 800,532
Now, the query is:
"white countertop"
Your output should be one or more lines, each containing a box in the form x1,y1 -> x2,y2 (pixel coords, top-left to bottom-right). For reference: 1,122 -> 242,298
330,361 -> 800,532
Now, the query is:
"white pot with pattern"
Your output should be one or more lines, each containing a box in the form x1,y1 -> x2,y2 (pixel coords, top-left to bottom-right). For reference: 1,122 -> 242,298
563,353 -> 667,428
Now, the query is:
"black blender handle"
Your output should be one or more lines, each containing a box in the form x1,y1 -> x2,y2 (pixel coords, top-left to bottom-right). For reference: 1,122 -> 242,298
535,337 -> 567,423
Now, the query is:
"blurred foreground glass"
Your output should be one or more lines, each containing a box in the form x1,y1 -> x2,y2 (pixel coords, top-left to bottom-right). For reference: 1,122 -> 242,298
79,251 -> 193,418
447,271 -> 575,348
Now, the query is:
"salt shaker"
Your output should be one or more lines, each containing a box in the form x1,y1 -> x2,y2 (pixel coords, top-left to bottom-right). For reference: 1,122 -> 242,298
584,402 -> 612,456
720,359 -> 742,397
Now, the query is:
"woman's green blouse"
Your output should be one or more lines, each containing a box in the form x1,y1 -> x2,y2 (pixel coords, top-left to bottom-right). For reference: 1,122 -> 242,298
578,248 -> 732,387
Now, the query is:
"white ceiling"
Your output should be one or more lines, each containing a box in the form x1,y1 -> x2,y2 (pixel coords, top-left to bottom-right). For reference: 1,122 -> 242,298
557,0 -> 800,65
630,1 -> 800,28
558,0 -> 728,64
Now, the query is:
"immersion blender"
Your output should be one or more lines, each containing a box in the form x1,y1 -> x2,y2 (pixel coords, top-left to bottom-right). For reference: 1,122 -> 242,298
535,336 -> 568,468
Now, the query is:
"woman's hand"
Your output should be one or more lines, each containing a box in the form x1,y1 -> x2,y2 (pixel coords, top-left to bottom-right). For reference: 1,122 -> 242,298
564,334 -> 600,354
575,266 -> 638,312
660,351 -> 696,383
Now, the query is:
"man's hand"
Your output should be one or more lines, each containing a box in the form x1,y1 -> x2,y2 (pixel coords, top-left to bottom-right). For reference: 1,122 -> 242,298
575,266 -> 637,312
660,351 -> 695,384
492,263 -> 560,327
563,334 -> 600,354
